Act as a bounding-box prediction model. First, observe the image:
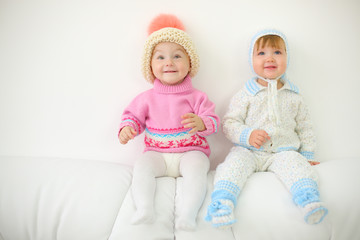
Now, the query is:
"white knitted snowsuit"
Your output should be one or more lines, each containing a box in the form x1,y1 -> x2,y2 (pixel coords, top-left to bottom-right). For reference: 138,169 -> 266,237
206,78 -> 325,227
217,77 -> 317,187
206,29 -> 327,228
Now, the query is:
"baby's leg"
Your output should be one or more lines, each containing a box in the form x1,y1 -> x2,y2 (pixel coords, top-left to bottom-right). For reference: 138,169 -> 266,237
268,151 -> 328,224
206,147 -> 256,228
131,151 -> 166,224
176,151 -> 210,231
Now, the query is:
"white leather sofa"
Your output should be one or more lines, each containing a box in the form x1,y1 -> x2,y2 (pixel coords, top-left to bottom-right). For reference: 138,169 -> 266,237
1,155 -> 359,240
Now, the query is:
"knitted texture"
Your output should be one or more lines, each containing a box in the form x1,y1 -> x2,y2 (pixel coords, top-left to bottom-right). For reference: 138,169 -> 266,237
213,147 -> 317,197
210,146 -> 322,225
142,15 -> 200,83
119,75 -> 219,156
147,14 -> 185,35
205,181 -> 240,228
213,147 -> 257,191
214,180 -> 241,200
205,199 -> 236,228
302,202 -> 328,224
223,78 -> 316,160
290,178 -> 320,207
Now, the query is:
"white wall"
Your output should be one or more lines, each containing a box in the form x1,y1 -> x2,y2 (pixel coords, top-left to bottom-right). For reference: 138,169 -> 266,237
1,0 -> 359,169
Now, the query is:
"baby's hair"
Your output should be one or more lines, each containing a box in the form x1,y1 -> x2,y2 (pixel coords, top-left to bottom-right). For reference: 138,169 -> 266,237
255,35 -> 286,51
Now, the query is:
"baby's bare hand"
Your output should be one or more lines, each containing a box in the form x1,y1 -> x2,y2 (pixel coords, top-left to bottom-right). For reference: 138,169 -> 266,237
119,126 -> 137,145
181,113 -> 206,134
309,161 -> 320,166
249,130 -> 270,149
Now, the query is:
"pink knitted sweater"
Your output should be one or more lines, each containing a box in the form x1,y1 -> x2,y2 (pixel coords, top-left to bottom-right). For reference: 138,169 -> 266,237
119,75 -> 219,156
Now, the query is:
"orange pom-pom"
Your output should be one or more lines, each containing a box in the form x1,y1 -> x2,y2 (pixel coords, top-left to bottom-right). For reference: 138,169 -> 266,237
147,14 -> 185,36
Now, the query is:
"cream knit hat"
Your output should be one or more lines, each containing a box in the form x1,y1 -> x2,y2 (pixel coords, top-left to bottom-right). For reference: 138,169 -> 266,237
142,14 -> 200,83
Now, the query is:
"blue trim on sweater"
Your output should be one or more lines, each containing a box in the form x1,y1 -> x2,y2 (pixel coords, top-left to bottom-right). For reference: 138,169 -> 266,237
235,144 -> 264,151
208,116 -> 218,133
287,79 -> 299,93
234,145 -> 312,156
122,119 -> 135,124
121,119 -> 140,134
276,146 -> 298,152
300,151 -> 315,160
244,78 -> 300,96
245,78 -> 261,96
239,128 -> 252,146
145,128 -> 190,138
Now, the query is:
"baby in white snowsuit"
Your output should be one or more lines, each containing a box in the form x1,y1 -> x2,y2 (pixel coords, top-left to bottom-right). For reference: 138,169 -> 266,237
205,29 -> 328,228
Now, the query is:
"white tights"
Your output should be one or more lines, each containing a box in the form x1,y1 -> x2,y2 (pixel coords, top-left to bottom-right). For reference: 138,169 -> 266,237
131,151 -> 210,231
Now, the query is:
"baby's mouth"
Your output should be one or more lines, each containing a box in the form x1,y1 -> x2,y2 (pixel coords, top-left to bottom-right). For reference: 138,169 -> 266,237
264,66 -> 277,69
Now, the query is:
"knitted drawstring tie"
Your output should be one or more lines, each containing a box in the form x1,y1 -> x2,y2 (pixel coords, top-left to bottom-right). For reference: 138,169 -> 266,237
259,76 -> 281,125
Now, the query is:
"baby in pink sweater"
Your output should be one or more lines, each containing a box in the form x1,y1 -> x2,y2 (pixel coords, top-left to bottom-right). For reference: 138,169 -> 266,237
118,14 -> 219,231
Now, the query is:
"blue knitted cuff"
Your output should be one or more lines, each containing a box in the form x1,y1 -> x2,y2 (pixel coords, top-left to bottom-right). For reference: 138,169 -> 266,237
300,151 -> 315,160
291,178 -> 318,193
239,128 -> 252,147
211,189 -> 237,207
291,178 -> 320,207
214,180 -> 241,198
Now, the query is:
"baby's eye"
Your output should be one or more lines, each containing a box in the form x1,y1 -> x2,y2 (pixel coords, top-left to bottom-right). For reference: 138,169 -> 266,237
275,50 -> 282,55
174,55 -> 181,59
258,51 -> 265,56
157,55 -> 164,60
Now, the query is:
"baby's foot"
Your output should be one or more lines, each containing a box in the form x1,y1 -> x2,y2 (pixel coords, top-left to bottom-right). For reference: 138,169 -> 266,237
303,202 -> 328,224
175,217 -> 196,231
131,208 -> 155,225
211,210 -> 235,229
206,199 -> 236,229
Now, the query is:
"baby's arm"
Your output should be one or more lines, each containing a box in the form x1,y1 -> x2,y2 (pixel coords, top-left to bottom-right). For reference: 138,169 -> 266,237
223,91 -> 253,145
118,92 -> 148,143
295,97 -> 317,161
184,92 -> 219,136
119,126 -> 137,145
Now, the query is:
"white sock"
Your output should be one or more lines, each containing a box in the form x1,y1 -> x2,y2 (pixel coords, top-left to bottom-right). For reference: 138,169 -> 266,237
131,207 -> 155,225
176,213 -> 197,231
